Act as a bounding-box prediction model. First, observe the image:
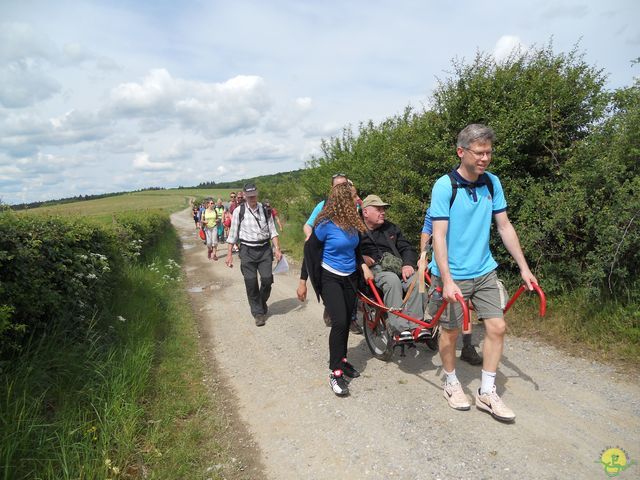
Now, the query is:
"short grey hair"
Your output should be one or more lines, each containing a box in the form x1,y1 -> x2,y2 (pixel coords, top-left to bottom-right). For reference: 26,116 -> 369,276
456,124 -> 495,148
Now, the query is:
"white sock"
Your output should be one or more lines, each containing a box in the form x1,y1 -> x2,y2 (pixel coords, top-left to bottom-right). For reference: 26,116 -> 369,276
444,369 -> 458,385
480,370 -> 496,394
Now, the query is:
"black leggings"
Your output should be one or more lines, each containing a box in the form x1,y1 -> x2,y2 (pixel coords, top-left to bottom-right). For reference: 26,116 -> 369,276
320,269 -> 358,371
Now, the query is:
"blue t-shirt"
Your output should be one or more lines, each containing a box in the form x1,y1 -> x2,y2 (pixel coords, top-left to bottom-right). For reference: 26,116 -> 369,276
306,200 -> 325,226
422,207 -> 433,235
428,171 -> 507,279
314,220 -> 359,274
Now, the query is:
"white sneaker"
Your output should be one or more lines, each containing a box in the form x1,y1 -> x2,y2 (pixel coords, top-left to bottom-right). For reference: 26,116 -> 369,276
443,382 -> 471,410
475,386 -> 516,422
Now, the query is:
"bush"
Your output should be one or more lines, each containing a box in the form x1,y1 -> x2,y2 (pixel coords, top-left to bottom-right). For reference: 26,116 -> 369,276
0,210 -> 169,359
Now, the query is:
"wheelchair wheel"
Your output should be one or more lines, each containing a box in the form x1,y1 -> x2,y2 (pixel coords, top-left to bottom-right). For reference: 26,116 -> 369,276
361,300 -> 393,361
423,324 -> 440,351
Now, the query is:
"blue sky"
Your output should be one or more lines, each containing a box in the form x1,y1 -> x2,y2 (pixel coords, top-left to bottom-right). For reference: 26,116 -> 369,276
1,0 -> 638,204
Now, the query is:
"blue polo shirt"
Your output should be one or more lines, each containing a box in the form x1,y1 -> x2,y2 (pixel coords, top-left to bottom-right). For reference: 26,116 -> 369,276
314,220 -> 359,274
306,200 -> 325,226
422,207 -> 433,235
428,170 -> 507,279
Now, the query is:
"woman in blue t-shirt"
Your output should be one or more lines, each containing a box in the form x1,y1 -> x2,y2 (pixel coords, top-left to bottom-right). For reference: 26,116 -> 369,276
300,182 -> 372,396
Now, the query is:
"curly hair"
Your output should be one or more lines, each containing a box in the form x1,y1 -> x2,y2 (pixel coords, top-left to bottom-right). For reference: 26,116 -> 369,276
315,183 -> 367,233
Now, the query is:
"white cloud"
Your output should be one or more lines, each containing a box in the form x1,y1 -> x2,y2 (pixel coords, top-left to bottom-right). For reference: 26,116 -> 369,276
0,59 -> 61,108
0,22 -> 56,63
0,22 -> 119,108
107,69 -> 271,137
160,138 -> 214,160
132,152 -> 174,171
295,97 -> 313,110
0,110 -> 112,156
226,140 -> 291,163
493,35 -> 527,63
263,96 -> 315,133
541,5 -> 589,20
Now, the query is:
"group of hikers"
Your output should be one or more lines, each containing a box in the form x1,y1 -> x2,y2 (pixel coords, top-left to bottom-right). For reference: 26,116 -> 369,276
192,192 -> 283,261
200,123 -> 538,423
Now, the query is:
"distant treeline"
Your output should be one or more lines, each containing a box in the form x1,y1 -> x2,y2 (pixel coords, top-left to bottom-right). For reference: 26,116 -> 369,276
9,187 -> 167,210
191,169 -> 306,190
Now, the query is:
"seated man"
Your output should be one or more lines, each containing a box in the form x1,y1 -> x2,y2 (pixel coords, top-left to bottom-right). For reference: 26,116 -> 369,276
360,194 -> 424,341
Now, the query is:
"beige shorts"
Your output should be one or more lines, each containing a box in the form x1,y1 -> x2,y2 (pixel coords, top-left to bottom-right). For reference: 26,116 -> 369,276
427,270 -> 508,330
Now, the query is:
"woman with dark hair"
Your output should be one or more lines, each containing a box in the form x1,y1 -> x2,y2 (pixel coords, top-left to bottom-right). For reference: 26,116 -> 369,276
297,182 -> 372,396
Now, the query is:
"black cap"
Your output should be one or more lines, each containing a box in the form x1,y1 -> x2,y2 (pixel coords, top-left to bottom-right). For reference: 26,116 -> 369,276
243,182 -> 258,196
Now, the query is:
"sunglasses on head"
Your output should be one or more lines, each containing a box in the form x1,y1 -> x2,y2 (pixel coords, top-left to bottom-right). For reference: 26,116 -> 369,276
332,173 -> 347,179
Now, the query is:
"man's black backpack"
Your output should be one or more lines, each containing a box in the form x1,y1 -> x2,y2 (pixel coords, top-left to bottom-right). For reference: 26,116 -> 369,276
238,203 -> 270,227
447,172 -> 494,208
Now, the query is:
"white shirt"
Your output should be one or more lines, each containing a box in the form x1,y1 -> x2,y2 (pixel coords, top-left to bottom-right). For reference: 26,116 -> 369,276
226,202 -> 278,246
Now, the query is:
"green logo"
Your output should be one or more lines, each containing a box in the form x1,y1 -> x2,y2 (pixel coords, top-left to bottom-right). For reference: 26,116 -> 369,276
596,447 -> 637,477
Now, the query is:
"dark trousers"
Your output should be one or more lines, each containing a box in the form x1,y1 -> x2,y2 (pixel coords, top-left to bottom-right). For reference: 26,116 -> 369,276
239,244 -> 274,317
320,269 -> 358,371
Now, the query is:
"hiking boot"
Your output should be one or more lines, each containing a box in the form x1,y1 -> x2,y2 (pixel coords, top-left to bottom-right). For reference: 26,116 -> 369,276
254,314 -> 266,327
475,386 -> 516,422
460,344 -> 483,366
341,359 -> 360,378
443,382 -> 471,411
349,320 -> 363,335
329,370 -> 349,396
323,307 -> 332,327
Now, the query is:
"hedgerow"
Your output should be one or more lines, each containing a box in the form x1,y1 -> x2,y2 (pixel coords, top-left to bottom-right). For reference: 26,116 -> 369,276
0,210 -> 170,359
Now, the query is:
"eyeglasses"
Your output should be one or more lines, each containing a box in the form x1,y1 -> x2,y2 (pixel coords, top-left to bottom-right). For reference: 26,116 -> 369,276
463,147 -> 492,159
332,173 -> 347,179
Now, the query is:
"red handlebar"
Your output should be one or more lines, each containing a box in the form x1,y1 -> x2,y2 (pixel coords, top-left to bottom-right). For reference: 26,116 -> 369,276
503,282 -> 546,316
366,278 -> 469,331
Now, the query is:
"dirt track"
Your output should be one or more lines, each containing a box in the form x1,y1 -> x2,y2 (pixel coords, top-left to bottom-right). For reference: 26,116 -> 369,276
173,208 -> 640,480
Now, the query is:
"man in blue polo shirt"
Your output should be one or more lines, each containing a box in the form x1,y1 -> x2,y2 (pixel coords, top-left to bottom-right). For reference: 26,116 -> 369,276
420,208 -> 483,365
427,123 -> 537,422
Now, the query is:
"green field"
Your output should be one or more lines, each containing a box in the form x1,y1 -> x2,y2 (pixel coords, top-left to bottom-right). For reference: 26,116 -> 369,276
20,188 -> 235,222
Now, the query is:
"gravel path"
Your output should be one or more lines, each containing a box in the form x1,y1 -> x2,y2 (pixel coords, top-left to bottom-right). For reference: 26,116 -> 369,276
173,209 -> 640,480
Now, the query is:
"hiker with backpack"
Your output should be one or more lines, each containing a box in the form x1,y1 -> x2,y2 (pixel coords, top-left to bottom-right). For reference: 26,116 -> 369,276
201,199 -> 219,259
225,183 -> 282,327
427,123 -> 537,422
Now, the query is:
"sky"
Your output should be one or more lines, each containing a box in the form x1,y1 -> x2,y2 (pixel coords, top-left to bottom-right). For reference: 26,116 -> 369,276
1,0 -> 638,205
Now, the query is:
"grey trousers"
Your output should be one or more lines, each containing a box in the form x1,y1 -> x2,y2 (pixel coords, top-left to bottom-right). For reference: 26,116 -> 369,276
373,267 -> 423,333
239,244 -> 273,317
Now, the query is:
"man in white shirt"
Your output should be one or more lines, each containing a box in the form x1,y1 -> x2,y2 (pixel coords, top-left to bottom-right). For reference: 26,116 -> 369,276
226,183 -> 282,326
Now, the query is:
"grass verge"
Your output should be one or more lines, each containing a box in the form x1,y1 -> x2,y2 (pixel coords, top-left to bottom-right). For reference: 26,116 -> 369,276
0,227 -> 251,479
505,289 -> 639,371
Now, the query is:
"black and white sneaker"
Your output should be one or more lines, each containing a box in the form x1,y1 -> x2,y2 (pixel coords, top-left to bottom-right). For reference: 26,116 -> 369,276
341,359 -> 360,378
396,330 -> 414,343
329,370 -> 349,396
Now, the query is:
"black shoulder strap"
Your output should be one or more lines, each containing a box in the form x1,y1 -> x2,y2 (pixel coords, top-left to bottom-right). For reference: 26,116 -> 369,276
447,172 -> 495,208
448,172 -> 462,208
482,173 -> 495,199
239,203 -> 245,226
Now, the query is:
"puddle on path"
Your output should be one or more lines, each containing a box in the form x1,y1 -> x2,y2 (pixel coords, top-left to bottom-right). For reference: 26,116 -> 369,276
187,283 -> 222,293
